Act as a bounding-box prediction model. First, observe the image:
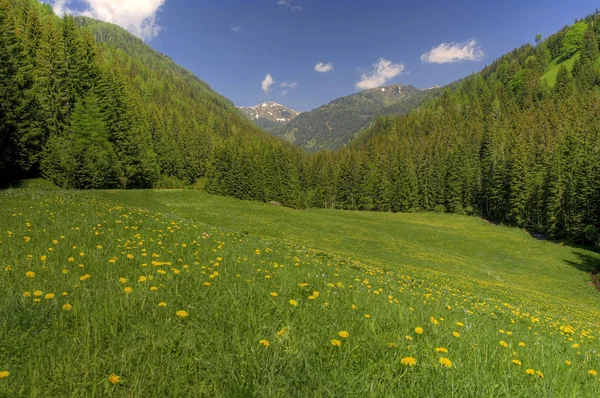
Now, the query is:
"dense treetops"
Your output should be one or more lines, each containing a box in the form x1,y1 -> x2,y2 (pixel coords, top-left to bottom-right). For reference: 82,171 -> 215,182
2,1 -> 600,245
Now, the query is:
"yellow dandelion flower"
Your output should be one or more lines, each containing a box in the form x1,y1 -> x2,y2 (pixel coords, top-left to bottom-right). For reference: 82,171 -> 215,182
313,291 -> 320,298
138,276 -> 147,283
67,257 -> 75,262
453,331 -> 461,338
150,286 -> 158,291
512,359 -> 522,366
44,293 -> 55,300
565,360 -> 572,366
124,287 -> 132,294
298,283 -> 308,288
176,310 -> 189,318
108,374 -> 120,384
158,302 -> 167,307
400,357 -> 417,367
339,331 -> 349,339
571,343 -> 580,349
456,322 -> 464,327
519,342 -> 526,347
25,271 -> 35,278
289,300 -> 298,306
33,290 -> 43,297
331,339 -> 342,347
435,347 -> 448,353
24,236 -> 31,243
52,240 -> 58,245
415,327 -> 424,335
80,274 -> 90,281
589,370 -> 598,377
259,339 -> 270,347
364,314 -> 371,319
270,292 -> 278,297
525,369 -> 535,375
308,295 -> 316,300
96,245 -> 102,250
405,335 -> 413,341
0,371 -> 9,379
276,327 -> 287,339
23,291 -> 31,297
127,254 -> 134,260
536,371 -> 544,379
62,304 -> 72,311
119,278 -> 127,284
40,255 -> 47,262
500,341 -> 509,348
439,358 -> 453,368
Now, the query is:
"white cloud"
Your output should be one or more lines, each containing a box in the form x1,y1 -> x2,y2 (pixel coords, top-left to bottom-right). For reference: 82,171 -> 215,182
315,62 -> 334,73
231,25 -> 241,33
355,58 -> 404,90
280,90 -> 289,96
280,81 -> 298,89
420,39 -> 484,64
277,0 -> 303,11
262,74 -> 275,93
48,0 -> 166,41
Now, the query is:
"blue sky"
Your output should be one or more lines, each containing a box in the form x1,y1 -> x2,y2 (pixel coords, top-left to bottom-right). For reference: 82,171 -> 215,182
49,0 -> 598,111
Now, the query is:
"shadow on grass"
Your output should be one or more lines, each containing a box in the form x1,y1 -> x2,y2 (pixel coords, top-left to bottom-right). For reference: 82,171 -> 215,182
565,252 -> 600,290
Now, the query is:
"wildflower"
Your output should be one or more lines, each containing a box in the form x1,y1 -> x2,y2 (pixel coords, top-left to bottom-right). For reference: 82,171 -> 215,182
138,276 -> 147,283
525,369 -> 535,375
67,257 -> 75,262
150,286 -> 158,292
512,360 -> 522,366
439,358 -> 453,368
276,328 -> 287,339
127,254 -> 134,260
24,236 -> 31,243
415,327 -> 424,335
331,339 -> 342,347
62,304 -> 72,311
364,314 -> 371,319
453,332 -> 460,338
519,342 -> 526,347
298,283 -> 308,288
435,347 -> 448,353
33,290 -> 43,297
500,341 -> 509,348
571,343 -> 580,349
176,310 -> 189,318
456,322 -> 464,327
270,292 -> 278,297
589,370 -> 598,377
124,287 -> 132,294
23,291 -> 31,297
108,374 -> 120,384
339,331 -> 349,339
289,300 -> 298,306
80,274 -> 90,281
405,336 -> 413,341
158,302 -> 167,307
313,291 -> 320,298
119,278 -> 127,284
308,295 -> 316,300
25,271 -> 35,278
203,282 -> 211,287
44,293 -> 55,300
536,371 -> 544,379
40,255 -> 47,262
259,339 -> 270,347
565,360 -> 571,366
0,371 -> 9,379
401,357 -> 417,366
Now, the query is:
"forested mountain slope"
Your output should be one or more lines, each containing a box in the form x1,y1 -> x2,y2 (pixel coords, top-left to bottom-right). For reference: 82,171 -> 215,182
274,84 -> 441,151
0,0 -> 303,202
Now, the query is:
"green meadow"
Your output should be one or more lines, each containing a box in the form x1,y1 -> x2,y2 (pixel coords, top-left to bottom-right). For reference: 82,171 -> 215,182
1,180 -> 600,397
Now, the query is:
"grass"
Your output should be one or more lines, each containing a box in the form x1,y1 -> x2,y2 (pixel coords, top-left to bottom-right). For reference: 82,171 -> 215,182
1,180 -> 599,396
541,53 -> 580,88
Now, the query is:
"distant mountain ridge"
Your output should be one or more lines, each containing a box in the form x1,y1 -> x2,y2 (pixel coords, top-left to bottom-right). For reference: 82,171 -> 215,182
238,102 -> 300,131
272,84 -> 443,152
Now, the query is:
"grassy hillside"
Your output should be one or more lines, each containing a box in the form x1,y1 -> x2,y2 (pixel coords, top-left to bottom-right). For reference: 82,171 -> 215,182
2,181 -> 599,396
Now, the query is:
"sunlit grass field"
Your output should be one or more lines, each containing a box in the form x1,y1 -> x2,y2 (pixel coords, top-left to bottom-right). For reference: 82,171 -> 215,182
1,180 -> 600,396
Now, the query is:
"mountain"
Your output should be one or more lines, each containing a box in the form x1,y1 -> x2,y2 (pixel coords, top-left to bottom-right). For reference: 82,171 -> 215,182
238,102 -> 300,131
273,84 -> 442,152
